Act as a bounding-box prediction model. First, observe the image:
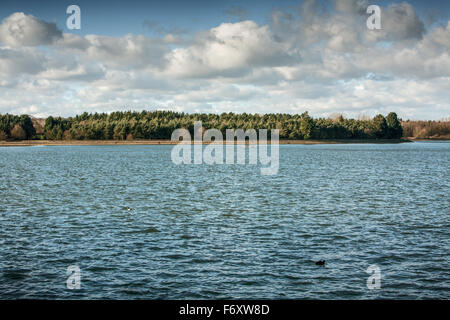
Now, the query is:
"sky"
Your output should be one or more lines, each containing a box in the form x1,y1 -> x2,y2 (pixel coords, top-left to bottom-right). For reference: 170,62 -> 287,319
0,0 -> 449,119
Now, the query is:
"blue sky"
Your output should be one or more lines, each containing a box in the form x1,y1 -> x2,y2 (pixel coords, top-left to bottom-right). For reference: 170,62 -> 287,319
0,0 -> 449,119
1,0 -> 448,36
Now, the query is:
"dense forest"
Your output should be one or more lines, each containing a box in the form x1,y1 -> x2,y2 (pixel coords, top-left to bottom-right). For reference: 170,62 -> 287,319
0,114 -> 36,140
1,111 -> 408,141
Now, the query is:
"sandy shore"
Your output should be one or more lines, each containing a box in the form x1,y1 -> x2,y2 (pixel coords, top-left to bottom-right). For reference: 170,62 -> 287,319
0,139 -> 412,146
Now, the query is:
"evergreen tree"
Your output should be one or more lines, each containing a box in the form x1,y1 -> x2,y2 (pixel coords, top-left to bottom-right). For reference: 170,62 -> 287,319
372,114 -> 388,139
386,112 -> 403,138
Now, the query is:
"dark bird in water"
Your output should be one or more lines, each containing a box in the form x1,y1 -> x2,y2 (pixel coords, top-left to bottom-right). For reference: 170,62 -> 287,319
315,260 -> 326,266
125,207 -> 133,211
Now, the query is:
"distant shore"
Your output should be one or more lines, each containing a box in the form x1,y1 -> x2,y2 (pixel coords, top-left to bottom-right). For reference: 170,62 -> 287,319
0,138 -> 417,147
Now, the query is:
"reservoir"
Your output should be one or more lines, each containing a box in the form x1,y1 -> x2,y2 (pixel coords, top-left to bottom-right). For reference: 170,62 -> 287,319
0,142 -> 448,299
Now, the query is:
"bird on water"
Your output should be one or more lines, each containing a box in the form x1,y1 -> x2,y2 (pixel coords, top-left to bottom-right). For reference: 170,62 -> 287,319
315,260 -> 326,266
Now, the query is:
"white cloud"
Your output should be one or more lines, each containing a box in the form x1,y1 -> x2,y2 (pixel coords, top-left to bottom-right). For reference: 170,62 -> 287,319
0,47 -> 46,76
0,3 -> 449,120
38,63 -> 106,82
0,12 -> 62,47
82,34 -> 170,70
164,21 -> 298,78
364,2 -> 425,42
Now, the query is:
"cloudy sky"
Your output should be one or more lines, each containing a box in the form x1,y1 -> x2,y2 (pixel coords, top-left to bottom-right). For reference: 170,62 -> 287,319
0,0 -> 449,119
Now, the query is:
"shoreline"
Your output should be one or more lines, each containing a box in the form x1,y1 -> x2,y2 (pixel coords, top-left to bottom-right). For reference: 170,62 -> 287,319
0,138 -> 414,147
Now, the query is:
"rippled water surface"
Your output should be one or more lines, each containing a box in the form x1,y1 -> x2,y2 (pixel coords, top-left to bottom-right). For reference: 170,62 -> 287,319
0,142 -> 449,299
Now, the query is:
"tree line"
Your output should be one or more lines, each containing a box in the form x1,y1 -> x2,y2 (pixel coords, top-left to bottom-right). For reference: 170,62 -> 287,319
0,114 -> 36,140
1,111 -> 404,140
402,119 -> 450,139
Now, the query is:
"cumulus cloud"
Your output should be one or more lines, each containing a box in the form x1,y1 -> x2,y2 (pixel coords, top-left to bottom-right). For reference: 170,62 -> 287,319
334,0 -> 369,15
366,2 -> 426,42
56,33 -> 91,50
82,34 -> 170,70
164,21 -> 298,78
0,47 -> 46,76
38,63 -> 106,82
0,12 -> 62,47
0,3 -> 449,120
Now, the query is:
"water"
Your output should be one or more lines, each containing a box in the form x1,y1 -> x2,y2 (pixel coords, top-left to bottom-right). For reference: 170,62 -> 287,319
0,142 -> 449,299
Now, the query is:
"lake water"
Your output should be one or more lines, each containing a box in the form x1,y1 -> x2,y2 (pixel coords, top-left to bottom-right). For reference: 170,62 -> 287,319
0,142 -> 449,299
